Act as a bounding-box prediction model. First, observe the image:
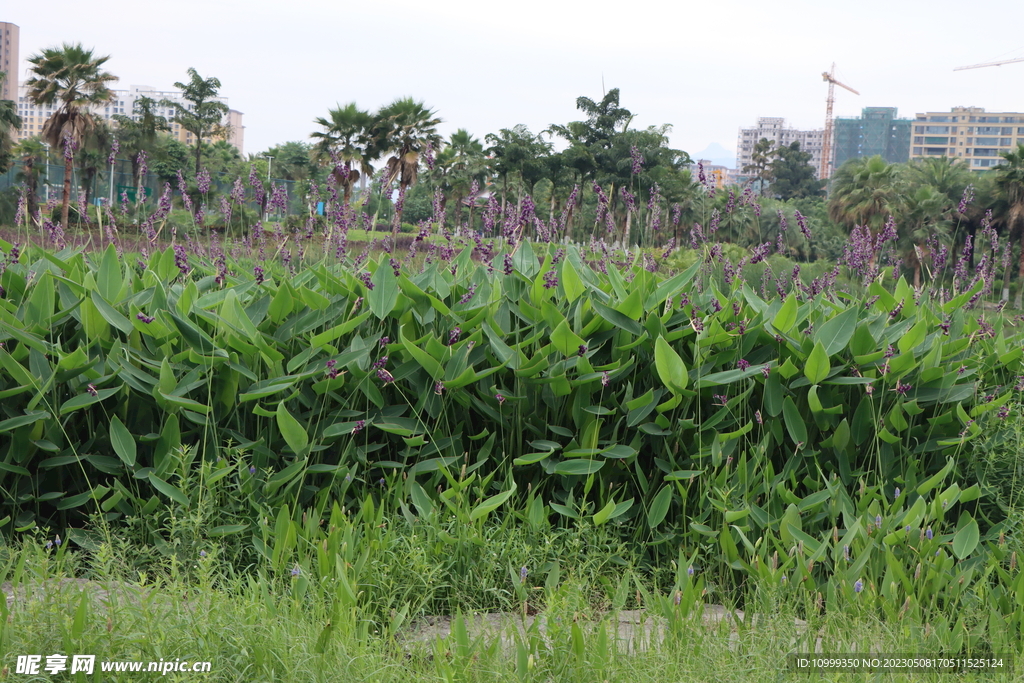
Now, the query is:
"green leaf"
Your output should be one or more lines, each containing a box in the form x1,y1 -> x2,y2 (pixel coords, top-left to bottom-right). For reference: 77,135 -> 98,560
97,243 -> 122,302
469,481 -> 517,522
814,307 -> 858,356
782,396 -> 807,446
897,319 -> 928,355
952,519 -> 979,559
773,293 -> 797,333
148,473 -> 189,506
648,485 -> 673,528
276,401 -> 309,455
804,341 -> 830,385
591,299 -> 643,336
109,416 -> 137,468
553,459 -> 605,476
561,260 -> 584,302
593,498 -> 616,525
550,320 -> 586,357
368,261 -> 400,319
654,336 -> 688,394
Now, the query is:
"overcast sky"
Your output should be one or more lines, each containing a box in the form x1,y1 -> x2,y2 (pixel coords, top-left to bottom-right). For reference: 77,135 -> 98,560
7,0 -> 1024,166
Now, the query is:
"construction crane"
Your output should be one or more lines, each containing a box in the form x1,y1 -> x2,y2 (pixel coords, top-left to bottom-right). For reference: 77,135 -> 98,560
820,63 -> 859,180
954,56 -> 1024,71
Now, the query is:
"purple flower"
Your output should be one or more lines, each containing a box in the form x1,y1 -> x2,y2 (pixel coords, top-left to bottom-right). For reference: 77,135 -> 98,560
434,381 -> 444,395
578,344 -> 588,357
496,393 -> 506,405
249,466 -> 256,475
86,384 -> 98,397
737,359 -> 750,371
854,579 -> 863,593
958,184 -> 974,215
200,550 -> 207,558
448,328 -> 461,346
687,565 -> 695,577
352,420 -> 365,435
630,145 -> 644,175
376,368 -> 395,384
54,535 -> 61,547
136,313 -> 155,324
372,356 -> 388,370
997,405 -> 1010,420
291,566 -> 301,577
893,382 -> 912,396
875,514 -> 882,528
173,244 -> 190,277
254,265 -> 265,285
894,487 -> 900,499
754,410 -> 762,425
520,565 -> 528,582
543,269 -> 558,289
844,545 -> 850,561
459,284 -> 478,304
601,371 -> 610,387
926,528 -> 933,541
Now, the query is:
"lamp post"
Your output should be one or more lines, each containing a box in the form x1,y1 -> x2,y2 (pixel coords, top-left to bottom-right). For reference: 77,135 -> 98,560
262,155 -> 274,222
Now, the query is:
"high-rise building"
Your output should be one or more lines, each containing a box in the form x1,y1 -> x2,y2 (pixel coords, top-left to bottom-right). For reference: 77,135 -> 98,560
0,22 -> 18,101
908,107 -> 1024,170
833,107 -> 912,169
736,117 -> 824,178
15,82 -> 244,155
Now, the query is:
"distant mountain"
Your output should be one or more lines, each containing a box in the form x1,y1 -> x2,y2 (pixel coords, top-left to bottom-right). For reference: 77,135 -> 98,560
691,142 -> 735,169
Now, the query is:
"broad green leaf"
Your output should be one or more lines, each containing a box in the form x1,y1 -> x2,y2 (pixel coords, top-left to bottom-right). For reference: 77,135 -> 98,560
648,485 -> 673,528
782,396 -> 807,446
561,259 -> 584,302
952,519 -> 979,559
276,401 -> 309,455
804,341 -> 830,385
654,336 -> 688,394
553,459 -> 605,476
109,416 -> 137,468
550,320 -> 586,357
897,319 -> 928,355
149,473 -> 189,506
773,293 -> 797,333
97,243 -> 122,302
814,306 -> 858,356
593,498 -> 616,525
368,262 -> 400,319
469,481 -> 517,521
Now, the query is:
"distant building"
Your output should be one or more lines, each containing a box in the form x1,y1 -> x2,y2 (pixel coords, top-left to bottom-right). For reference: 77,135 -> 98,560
833,107 -> 912,168
908,107 -> 1024,170
688,159 -> 728,189
0,22 -> 18,101
16,82 -> 244,155
736,117 -> 824,178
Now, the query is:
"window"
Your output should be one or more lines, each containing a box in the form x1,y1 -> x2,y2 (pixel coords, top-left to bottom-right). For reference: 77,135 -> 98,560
967,138 -> 973,144
973,148 -> 1000,156
976,137 -> 1000,145
976,127 -> 1002,134
1004,117 -> 1020,123
924,137 -> 948,144
913,147 -> 922,155
1002,138 -> 1013,146
913,136 -> 924,144
924,147 -> 948,155
914,126 -> 924,133
929,116 -> 951,122
923,126 -> 949,134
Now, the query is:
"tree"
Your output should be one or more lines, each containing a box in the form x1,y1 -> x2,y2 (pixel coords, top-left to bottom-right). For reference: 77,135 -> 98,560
163,68 -> 229,178
372,98 -> 442,237
768,142 -> 823,200
486,125 -> 552,218
76,118 -> 115,207
112,96 -> 170,188
25,43 -> 116,228
0,72 -> 22,173
993,144 -> 1024,309
743,138 -> 775,192
430,128 -> 486,224
827,155 -> 903,233
14,138 -> 47,223
310,103 -> 376,204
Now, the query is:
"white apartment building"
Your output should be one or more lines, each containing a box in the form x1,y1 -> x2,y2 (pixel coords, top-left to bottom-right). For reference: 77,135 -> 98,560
15,82 -> 244,155
736,117 -> 824,178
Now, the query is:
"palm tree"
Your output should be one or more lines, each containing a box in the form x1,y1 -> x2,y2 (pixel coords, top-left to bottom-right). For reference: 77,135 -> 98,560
993,145 -> 1024,309
25,43 -> 116,228
372,98 -> 442,237
430,128 -> 486,224
112,96 -> 171,188
0,72 -> 22,173
899,184 -> 950,288
310,103 -> 376,205
827,155 -> 904,233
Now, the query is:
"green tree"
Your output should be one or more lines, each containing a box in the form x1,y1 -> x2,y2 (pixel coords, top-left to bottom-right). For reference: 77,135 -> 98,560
310,103 -> 376,204
14,138 -> 47,223
744,138 -> 775,192
993,144 -> 1024,309
76,118 -> 115,207
112,96 -> 170,188
768,142 -> 823,200
0,72 -> 22,173
827,155 -> 903,233
372,98 -> 442,237
485,125 -> 552,218
25,43 -> 116,228
162,68 -> 229,178
430,128 -> 487,224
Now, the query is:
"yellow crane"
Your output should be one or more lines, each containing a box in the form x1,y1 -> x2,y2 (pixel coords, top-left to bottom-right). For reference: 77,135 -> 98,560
954,56 -> 1024,71
820,64 -> 859,180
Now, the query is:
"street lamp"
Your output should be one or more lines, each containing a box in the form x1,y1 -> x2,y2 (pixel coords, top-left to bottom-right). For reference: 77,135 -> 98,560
262,154 -> 274,222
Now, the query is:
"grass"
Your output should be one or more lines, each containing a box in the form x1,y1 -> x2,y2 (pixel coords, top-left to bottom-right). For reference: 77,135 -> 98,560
0,506 -> 1018,683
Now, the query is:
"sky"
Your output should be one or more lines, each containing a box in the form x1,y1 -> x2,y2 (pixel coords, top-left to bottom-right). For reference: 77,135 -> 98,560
6,0 -> 1024,167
